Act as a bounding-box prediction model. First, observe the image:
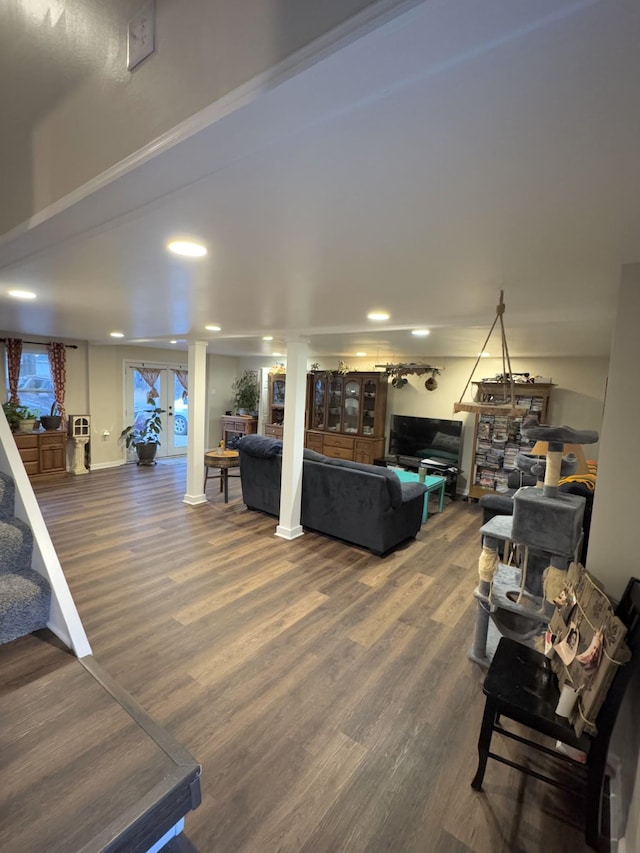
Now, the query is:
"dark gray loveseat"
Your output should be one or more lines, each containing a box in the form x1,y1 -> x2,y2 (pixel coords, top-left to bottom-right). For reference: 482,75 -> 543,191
237,435 -> 427,556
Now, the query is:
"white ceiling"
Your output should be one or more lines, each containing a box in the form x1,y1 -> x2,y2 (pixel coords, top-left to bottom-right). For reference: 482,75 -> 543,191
1,0 -> 639,360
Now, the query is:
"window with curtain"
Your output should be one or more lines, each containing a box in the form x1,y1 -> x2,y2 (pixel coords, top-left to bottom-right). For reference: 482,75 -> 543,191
4,349 -> 56,417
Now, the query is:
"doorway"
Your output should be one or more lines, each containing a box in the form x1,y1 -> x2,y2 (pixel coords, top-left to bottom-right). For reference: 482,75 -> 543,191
124,363 -> 189,459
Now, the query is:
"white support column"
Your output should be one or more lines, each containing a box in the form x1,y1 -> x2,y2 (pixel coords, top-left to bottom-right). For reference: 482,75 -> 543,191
183,339 -> 208,506
275,339 -> 308,540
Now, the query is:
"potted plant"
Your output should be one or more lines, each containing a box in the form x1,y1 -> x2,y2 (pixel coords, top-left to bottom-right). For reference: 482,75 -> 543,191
40,401 -> 62,432
232,370 -> 260,415
2,401 -> 39,433
3,401 -> 23,432
119,406 -> 165,465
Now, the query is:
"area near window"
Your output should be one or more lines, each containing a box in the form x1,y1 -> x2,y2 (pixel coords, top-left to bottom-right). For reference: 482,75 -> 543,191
5,350 -> 56,417
124,363 -> 189,459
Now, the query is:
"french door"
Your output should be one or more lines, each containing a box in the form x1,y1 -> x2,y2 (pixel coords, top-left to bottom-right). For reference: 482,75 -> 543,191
124,363 -> 189,459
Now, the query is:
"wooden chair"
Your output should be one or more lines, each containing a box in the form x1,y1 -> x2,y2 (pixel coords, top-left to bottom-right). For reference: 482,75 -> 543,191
471,577 -> 640,852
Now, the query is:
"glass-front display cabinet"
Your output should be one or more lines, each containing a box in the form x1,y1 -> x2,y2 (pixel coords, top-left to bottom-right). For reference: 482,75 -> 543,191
264,373 -> 286,439
342,380 -> 361,434
305,371 -> 388,464
310,374 -> 327,430
327,376 -> 344,432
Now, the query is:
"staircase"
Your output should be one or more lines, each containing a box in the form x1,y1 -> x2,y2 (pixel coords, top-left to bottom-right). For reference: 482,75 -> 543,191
0,471 -> 51,644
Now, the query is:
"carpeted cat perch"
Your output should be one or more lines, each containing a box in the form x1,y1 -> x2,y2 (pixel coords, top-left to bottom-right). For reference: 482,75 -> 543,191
469,422 -> 598,668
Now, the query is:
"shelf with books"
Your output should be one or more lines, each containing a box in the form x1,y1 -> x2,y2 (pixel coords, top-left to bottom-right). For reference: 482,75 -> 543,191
468,382 -> 554,500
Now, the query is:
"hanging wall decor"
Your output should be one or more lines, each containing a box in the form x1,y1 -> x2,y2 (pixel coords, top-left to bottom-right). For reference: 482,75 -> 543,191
453,290 -> 528,417
375,362 -> 443,391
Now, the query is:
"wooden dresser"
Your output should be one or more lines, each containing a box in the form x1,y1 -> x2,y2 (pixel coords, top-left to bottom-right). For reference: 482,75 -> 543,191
220,415 -> 258,447
14,431 -> 67,480
305,430 -> 385,465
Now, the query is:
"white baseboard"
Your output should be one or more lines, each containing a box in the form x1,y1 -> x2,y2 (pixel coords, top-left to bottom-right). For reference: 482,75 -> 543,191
89,460 -> 125,471
275,524 -> 304,540
183,493 -> 207,506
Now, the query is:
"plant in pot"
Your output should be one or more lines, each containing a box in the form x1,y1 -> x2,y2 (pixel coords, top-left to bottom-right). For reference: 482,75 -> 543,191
119,406 -> 165,465
232,370 -> 260,415
40,402 -> 62,432
2,401 -> 39,433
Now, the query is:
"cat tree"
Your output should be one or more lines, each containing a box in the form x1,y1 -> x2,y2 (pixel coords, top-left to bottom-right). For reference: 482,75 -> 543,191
469,423 -> 598,667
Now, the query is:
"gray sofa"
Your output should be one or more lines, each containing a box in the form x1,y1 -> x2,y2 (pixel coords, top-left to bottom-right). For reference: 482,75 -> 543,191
237,435 -> 427,556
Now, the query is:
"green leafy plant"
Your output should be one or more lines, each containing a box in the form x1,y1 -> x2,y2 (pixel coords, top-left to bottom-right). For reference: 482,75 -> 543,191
232,370 -> 260,414
2,401 -> 39,431
119,406 -> 165,448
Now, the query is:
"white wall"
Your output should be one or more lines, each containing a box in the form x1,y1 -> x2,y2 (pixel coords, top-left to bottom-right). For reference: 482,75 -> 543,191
240,354 -> 608,493
87,343 -> 191,466
207,355 -> 238,446
2,0 -> 401,235
589,266 -> 640,599
384,356 -> 607,492
2,338 -> 609,478
88,345 -> 243,465
1,336 -> 244,466
587,264 -> 640,848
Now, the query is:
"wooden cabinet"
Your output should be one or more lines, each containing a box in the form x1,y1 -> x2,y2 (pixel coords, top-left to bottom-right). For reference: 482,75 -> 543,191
220,415 -> 258,447
305,371 -> 388,465
14,431 -> 67,480
468,382 -> 554,500
263,423 -> 283,439
264,374 -> 286,440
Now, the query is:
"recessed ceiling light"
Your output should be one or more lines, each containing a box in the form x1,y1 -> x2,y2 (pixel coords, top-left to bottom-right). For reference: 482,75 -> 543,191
8,289 -> 36,300
356,352 -> 367,357
411,329 -> 430,337
205,325 -> 221,332
263,336 -> 273,341
110,331 -> 124,338
167,240 -> 207,258
367,311 -> 390,321
272,352 -> 283,357
170,340 -> 178,344
478,351 -> 490,358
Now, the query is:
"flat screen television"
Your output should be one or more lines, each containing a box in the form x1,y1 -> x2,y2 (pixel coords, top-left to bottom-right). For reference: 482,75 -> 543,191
389,414 -> 463,468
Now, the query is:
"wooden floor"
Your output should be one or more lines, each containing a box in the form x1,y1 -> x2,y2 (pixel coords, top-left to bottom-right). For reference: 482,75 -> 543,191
0,634 -> 200,853
24,459 -> 589,853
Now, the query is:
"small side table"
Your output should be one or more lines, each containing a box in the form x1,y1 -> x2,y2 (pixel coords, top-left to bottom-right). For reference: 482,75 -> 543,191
204,450 -> 240,503
389,468 -> 446,522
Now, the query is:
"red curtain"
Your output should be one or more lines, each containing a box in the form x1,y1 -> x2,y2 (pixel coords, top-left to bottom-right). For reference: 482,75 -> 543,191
47,341 -> 67,421
173,369 -> 188,402
6,338 -> 23,404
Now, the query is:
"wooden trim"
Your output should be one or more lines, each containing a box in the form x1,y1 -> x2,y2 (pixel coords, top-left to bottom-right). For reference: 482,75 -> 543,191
81,657 -> 201,769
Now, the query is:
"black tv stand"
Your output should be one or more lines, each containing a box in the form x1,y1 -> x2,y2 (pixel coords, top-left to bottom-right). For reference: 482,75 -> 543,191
374,455 -> 460,500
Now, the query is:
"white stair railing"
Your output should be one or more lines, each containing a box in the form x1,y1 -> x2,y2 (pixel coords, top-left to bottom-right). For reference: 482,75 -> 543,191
0,413 -> 91,657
